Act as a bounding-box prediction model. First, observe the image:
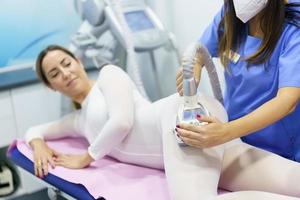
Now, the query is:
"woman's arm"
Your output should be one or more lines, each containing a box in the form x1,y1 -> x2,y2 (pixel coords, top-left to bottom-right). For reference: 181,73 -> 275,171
177,87 -> 300,148
54,66 -> 136,169
87,65 -> 135,160
25,111 -> 80,144
25,111 -> 80,176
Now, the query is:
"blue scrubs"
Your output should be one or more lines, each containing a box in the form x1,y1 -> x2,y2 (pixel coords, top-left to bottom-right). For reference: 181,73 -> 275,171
199,5 -> 300,161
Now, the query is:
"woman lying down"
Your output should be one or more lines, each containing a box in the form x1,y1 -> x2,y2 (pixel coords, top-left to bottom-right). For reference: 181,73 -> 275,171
25,45 -> 300,200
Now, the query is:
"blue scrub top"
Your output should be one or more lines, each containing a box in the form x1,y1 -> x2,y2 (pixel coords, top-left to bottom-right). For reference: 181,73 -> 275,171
199,4 -> 300,161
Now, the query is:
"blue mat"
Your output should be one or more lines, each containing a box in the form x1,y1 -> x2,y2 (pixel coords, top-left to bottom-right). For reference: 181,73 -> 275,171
9,146 -> 104,200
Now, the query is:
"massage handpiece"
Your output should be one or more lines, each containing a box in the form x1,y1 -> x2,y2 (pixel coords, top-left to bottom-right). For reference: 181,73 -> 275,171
175,102 -> 210,146
175,43 -> 220,146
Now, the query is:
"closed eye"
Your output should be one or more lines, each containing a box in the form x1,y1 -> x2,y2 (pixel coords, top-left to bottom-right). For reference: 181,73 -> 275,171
64,62 -> 71,67
48,67 -> 59,79
51,72 -> 59,78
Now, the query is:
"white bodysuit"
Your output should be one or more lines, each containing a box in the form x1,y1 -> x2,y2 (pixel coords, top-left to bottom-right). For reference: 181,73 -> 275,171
26,65 -> 167,168
26,65 -> 229,200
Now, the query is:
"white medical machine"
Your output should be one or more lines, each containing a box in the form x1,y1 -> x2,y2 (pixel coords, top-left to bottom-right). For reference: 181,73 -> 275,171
70,0 -> 180,100
0,165 -> 14,197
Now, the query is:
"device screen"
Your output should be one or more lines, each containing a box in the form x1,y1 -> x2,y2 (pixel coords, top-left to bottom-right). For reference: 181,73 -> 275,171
183,110 -> 195,122
124,11 -> 154,32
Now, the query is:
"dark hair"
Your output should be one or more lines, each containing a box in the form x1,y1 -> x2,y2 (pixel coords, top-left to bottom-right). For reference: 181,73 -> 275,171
218,0 -> 300,67
35,45 -> 77,86
36,45 -> 81,110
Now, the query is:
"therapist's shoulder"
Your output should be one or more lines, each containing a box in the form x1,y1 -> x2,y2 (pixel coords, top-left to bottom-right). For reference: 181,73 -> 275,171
282,21 -> 300,42
212,5 -> 225,25
198,5 -> 225,56
285,0 -> 300,27
277,22 -> 300,56
287,0 -> 300,5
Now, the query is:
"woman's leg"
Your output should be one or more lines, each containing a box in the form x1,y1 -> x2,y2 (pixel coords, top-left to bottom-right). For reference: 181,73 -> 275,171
160,94 -> 227,200
219,141 -> 300,197
215,191 -> 299,200
159,92 -> 300,199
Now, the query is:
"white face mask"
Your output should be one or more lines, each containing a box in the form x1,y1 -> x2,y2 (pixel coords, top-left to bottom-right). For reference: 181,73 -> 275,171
233,0 -> 268,23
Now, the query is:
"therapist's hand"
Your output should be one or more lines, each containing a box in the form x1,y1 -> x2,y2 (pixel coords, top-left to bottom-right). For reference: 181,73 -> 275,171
30,138 -> 58,178
176,67 -> 201,96
176,67 -> 184,96
54,152 -> 94,169
176,115 -> 232,148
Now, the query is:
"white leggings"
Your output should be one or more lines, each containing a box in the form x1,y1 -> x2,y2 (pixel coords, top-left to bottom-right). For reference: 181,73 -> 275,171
218,141 -> 300,199
158,92 -> 300,200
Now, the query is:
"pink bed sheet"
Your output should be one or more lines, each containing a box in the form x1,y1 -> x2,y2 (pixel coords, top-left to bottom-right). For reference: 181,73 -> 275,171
8,138 -> 170,200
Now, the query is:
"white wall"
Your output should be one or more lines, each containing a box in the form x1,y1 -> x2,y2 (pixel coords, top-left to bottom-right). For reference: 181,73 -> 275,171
148,0 -> 225,97
148,0 -> 223,52
0,83 -> 62,198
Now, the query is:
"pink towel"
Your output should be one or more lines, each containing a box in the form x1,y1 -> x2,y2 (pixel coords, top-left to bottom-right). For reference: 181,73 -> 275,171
9,138 -> 170,200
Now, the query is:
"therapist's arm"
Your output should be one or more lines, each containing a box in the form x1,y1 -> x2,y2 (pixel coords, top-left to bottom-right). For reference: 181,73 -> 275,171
176,61 -> 204,96
177,87 -> 300,148
227,87 -> 300,138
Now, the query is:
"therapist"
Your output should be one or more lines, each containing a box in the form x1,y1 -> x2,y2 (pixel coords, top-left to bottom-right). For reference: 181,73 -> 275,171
176,0 -> 300,162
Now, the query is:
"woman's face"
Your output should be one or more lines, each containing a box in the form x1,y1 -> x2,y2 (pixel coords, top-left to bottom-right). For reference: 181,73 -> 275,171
42,50 -> 89,98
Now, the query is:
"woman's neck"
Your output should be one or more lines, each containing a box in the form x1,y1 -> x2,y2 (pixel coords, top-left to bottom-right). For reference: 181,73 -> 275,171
73,80 -> 95,105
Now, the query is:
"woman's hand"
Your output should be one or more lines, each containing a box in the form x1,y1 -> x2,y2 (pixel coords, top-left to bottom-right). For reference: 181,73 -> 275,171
54,152 -> 94,169
176,115 -> 233,148
30,138 -> 59,178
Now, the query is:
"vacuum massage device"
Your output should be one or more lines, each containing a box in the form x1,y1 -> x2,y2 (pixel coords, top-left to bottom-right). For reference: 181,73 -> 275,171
59,0 -> 180,114
71,0 -> 180,100
175,43 -> 224,146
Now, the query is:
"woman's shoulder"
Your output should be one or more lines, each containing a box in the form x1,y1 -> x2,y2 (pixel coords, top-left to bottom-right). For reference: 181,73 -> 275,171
96,64 -> 127,80
100,64 -> 124,73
